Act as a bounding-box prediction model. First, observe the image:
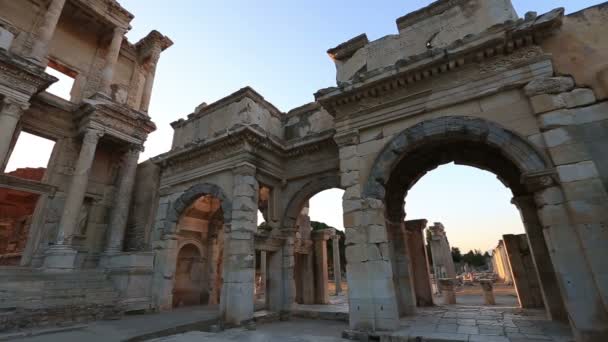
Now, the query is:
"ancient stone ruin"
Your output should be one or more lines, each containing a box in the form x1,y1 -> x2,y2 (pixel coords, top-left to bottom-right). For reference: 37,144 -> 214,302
1,0 -> 608,341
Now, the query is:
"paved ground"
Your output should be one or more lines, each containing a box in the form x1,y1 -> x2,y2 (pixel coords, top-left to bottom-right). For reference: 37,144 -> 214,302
390,306 -> 574,342
148,319 -> 349,342
7,306 -> 220,342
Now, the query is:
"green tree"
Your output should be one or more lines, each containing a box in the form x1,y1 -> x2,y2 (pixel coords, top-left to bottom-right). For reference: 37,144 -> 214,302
451,247 -> 462,263
462,249 -> 487,267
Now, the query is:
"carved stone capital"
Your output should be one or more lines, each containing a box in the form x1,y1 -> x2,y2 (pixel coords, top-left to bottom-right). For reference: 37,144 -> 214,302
521,169 -> 557,192
334,130 -> 359,147
83,128 -> 105,145
232,162 -> 256,176
1,98 -> 29,118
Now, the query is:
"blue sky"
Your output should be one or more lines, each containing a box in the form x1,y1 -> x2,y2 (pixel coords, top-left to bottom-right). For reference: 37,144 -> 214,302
7,1 -> 600,252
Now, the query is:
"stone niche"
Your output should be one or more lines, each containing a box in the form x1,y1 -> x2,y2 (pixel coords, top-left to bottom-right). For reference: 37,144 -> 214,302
331,0 -> 518,83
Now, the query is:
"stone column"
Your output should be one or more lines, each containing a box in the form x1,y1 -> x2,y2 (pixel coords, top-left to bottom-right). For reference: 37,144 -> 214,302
331,234 -> 342,295
259,250 -> 267,297
0,99 -> 28,170
405,219 -> 434,307
480,280 -> 496,305
428,223 -> 456,279
512,196 -> 567,321
312,229 -> 331,304
139,46 -> 162,112
99,27 -> 126,95
438,279 -> 456,305
503,234 -> 544,309
300,248 -> 315,304
29,0 -> 67,63
103,145 -> 141,255
220,163 -> 257,326
386,219 -> 417,316
44,128 -> 103,270
280,229 -> 296,316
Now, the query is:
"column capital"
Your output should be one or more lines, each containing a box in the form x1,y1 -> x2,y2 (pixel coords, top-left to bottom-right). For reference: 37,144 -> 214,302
83,128 -> 104,144
1,98 -> 29,118
404,219 -> 428,232
521,169 -> 557,192
511,195 -> 535,208
233,162 -> 256,176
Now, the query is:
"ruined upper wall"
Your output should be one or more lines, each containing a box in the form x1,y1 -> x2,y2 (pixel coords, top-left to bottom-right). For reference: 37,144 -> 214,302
328,0 -> 518,84
170,87 -> 284,150
541,3 -> 608,100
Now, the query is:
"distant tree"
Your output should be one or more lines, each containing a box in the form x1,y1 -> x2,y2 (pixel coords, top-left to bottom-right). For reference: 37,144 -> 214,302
311,221 -> 332,231
462,249 -> 487,267
311,221 -> 346,270
451,247 -> 462,263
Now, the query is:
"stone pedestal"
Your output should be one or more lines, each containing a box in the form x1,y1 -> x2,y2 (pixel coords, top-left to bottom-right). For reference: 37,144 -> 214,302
43,244 -> 78,271
405,219 -> 433,307
312,229 -> 333,305
480,280 -> 496,305
438,279 -> 456,305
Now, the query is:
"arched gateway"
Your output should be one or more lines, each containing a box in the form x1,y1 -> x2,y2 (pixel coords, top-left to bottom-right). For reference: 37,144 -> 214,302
2,0 -> 608,340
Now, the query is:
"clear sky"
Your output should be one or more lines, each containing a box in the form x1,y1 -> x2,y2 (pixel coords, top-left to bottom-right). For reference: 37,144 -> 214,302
6,1 -> 600,253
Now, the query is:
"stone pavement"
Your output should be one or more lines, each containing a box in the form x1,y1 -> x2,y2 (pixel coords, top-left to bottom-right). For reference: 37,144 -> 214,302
384,306 -> 574,342
7,306 -> 220,342
147,318 -> 349,342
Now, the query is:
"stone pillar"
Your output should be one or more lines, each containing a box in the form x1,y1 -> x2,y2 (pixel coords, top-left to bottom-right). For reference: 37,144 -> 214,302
139,46 -> 162,112
312,229 -> 332,304
0,99 -> 28,170
260,250 -> 267,297
386,219 -> 416,316
503,234 -> 545,309
480,280 -> 496,305
28,0 -> 67,63
300,249 -> 315,304
44,129 -> 102,270
428,223 -> 456,279
331,234 -> 342,295
438,279 -> 456,305
405,219 -> 434,307
220,163 -> 257,326
99,27 -> 126,95
512,196 -> 567,321
281,229 -> 296,315
103,145 -> 141,255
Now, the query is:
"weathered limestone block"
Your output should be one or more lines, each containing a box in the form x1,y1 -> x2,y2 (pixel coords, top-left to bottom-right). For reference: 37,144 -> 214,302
530,93 -> 567,114
480,280 -> 496,305
405,219 -> 433,307
562,88 -> 596,108
524,77 -> 575,97
437,279 -> 456,305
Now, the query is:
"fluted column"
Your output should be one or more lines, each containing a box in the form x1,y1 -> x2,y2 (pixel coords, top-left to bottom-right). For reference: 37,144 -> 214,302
139,46 -> 161,112
104,145 -> 141,254
55,129 -> 103,245
99,27 -> 126,95
0,99 -> 28,171
29,0 -> 67,63
331,234 -> 342,295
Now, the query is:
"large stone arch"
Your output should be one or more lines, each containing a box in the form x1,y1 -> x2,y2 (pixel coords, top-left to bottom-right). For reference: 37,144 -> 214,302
363,116 -> 553,202
281,173 -> 341,230
165,183 -> 232,234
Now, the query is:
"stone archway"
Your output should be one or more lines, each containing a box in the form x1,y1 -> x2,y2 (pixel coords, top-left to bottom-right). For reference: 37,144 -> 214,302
344,116 -> 572,332
166,183 -> 232,234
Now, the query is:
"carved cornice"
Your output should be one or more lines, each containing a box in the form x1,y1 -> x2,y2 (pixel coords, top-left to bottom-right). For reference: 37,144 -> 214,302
327,34 -> 369,61
316,8 -> 565,116
135,30 -> 173,64
76,93 -> 156,143
73,0 -> 134,28
152,126 -> 337,168
0,50 -> 57,100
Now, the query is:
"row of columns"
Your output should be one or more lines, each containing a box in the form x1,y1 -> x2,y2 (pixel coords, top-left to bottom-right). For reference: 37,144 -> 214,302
43,128 -> 142,270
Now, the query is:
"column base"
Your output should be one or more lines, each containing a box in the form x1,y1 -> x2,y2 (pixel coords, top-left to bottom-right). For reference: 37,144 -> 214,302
43,245 -> 77,271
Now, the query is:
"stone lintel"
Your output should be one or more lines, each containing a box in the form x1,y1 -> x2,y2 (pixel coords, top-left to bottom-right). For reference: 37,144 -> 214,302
404,219 -> 428,232
311,228 -> 335,241
0,173 -> 57,196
